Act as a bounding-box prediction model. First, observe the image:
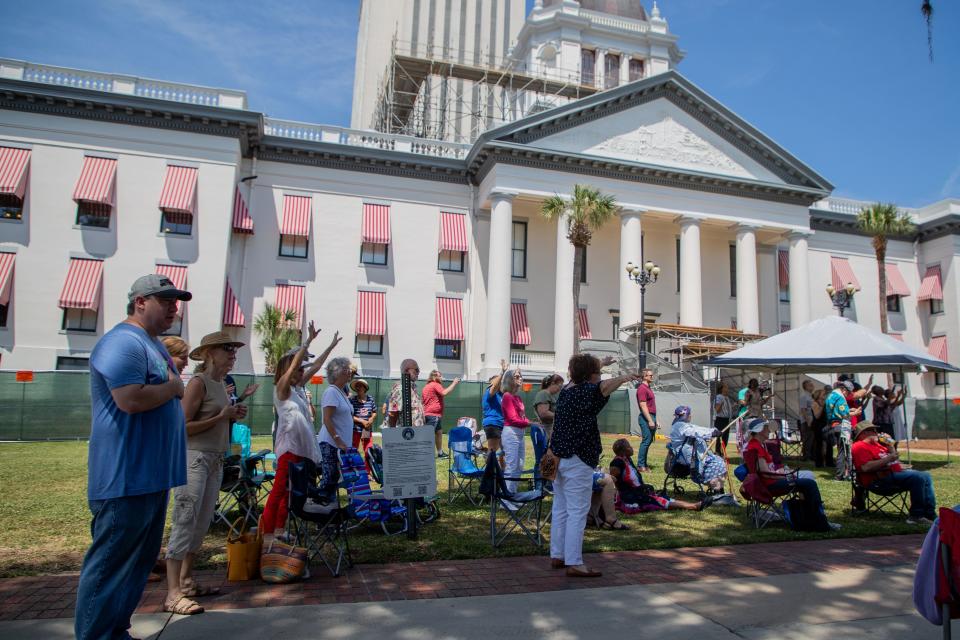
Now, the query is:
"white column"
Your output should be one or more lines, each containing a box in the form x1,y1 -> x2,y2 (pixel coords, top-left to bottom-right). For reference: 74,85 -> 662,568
484,191 -> 515,378
554,213 -> 575,374
788,231 -> 812,329
618,208 -> 643,328
619,53 -> 631,86
735,224 -> 760,334
679,216 -> 703,327
595,49 -> 606,89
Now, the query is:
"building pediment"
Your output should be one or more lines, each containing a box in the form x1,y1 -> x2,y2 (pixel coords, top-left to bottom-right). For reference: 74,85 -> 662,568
533,99 -> 778,183
471,71 -> 833,194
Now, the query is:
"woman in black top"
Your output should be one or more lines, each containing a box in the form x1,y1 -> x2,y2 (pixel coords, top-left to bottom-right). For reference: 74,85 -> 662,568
549,354 -> 640,578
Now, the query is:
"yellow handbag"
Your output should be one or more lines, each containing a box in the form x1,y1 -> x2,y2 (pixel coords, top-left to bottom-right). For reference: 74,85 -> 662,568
226,517 -> 262,582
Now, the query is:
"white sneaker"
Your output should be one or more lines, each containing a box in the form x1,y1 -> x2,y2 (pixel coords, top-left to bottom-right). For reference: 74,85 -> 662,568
907,516 -> 934,526
828,522 -> 842,531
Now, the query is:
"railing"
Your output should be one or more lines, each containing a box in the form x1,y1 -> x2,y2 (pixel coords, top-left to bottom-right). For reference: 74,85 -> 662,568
813,196 -> 915,217
580,9 -> 651,34
0,58 -> 247,109
263,118 -> 472,159
509,350 -> 557,371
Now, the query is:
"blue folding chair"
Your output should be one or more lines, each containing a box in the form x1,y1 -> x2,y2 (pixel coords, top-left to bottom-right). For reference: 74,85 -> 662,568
448,425 -> 485,505
523,423 -> 548,490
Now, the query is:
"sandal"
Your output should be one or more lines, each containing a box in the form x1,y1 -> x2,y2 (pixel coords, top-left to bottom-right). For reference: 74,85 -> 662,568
181,583 -> 221,597
602,519 -> 630,531
566,566 -> 602,578
163,595 -> 204,616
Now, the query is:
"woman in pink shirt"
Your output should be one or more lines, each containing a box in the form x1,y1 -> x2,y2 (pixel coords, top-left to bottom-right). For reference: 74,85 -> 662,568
500,368 -> 537,493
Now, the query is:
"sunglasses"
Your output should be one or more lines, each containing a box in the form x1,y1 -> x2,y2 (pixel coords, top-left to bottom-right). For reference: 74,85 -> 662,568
219,344 -> 239,353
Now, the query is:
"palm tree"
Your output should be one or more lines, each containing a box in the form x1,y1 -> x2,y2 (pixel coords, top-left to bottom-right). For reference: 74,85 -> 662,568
252,303 -> 301,372
541,184 -> 619,354
856,203 -> 916,334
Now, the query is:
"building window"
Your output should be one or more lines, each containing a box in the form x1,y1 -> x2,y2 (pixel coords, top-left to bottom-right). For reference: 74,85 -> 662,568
0,303 -> 7,328
930,298 -> 944,315
356,334 -> 383,355
0,193 -> 24,221
434,339 -> 461,360
162,315 -> 182,337
510,343 -> 526,351
935,371 -> 947,386
56,356 -> 90,371
892,371 -> 904,385
886,295 -> 901,313
361,242 -> 388,266
76,202 -> 111,228
438,250 -> 464,272
575,245 -> 587,283
729,244 -> 737,298
779,286 -> 790,303
604,53 -> 620,89
160,211 -> 192,235
611,313 -> 620,340
62,308 -> 97,332
279,235 -> 308,258
511,221 -> 527,278
628,58 -> 644,81
675,237 -> 681,293
581,49 -> 596,86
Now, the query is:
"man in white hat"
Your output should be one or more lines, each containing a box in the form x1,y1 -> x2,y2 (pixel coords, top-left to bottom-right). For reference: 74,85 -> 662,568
76,274 -> 191,640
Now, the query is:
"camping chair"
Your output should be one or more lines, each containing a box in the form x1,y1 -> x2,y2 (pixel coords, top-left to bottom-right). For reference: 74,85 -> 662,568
777,419 -> 803,459
213,448 -> 271,536
448,425 -> 485,505
662,436 -> 706,499
286,459 -> 352,577
739,448 -> 799,529
479,451 -> 546,548
850,472 -> 909,517
523,424 -> 549,490
937,507 -> 960,638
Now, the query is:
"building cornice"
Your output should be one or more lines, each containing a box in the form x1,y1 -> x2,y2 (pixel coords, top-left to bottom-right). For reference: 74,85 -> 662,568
809,208 -> 960,242
0,79 -> 261,152
474,141 -> 828,206
258,136 -> 470,185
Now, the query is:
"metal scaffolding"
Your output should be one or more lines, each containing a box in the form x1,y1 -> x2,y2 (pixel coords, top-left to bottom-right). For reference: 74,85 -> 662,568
372,37 -> 600,144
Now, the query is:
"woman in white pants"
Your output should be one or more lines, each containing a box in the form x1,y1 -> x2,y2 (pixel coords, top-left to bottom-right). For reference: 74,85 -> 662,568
549,354 -> 640,577
499,368 -> 537,493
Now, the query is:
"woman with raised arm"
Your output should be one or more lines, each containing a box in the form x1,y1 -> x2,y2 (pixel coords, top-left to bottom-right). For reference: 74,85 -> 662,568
549,354 -> 640,578
481,359 -> 509,456
260,322 -> 339,543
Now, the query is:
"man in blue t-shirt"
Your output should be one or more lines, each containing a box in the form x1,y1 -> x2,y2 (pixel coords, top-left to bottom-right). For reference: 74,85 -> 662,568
75,274 -> 192,639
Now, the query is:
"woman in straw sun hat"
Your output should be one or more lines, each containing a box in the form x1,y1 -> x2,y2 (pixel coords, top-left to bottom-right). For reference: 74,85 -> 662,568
164,331 -> 249,616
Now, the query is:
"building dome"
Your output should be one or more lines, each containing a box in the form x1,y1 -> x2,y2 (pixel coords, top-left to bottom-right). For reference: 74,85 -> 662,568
545,0 -> 648,21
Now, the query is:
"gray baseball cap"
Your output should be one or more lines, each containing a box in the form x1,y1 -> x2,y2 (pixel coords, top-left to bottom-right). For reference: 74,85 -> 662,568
128,274 -> 192,302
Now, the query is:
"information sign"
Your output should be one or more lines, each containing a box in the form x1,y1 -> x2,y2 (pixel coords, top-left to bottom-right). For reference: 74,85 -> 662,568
380,426 -> 437,500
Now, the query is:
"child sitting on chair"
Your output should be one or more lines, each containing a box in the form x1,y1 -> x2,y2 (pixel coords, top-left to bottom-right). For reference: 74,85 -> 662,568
609,439 -> 706,512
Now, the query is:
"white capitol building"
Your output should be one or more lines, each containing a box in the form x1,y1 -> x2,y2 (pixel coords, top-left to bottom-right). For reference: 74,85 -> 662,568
0,0 -> 956,400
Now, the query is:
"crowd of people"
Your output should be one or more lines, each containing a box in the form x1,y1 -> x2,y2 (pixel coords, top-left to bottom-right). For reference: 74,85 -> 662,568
73,273 -> 941,639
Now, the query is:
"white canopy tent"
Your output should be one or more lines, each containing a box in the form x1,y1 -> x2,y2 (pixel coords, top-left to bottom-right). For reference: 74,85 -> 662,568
703,316 -> 958,374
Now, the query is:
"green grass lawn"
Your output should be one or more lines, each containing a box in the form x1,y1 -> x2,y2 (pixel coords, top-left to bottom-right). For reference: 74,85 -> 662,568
1,435 -> 956,577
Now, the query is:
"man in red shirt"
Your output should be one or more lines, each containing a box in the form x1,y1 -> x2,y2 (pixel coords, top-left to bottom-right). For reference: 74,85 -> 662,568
851,420 -> 936,525
633,368 -> 659,472
422,370 -> 461,459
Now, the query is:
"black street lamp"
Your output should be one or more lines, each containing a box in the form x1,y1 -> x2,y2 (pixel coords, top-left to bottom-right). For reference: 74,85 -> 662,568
625,260 -> 660,371
826,282 -> 857,317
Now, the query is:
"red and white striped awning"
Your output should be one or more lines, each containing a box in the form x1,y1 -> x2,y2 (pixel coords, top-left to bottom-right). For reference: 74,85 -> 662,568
361,203 -> 391,245
222,281 -> 245,327
58,258 -> 104,310
777,250 -> 789,287
435,296 -> 464,341
439,212 -> 468,253
275,284 -> 305,327
356,290 -> 386,336
72,156 -> 117,205
830,257 -> 861,291
155,264 -> 187,316
884,263 -> 911,297
917,265 -> 943,301
578,308 -> 592,340
158,165 -> 198,214
232,186 -> 253,234
0,146 -> 30,200
510,302 -> 531,346
928,335 -> 948,363
0,252 -> 15,306
281,195 -> 311,238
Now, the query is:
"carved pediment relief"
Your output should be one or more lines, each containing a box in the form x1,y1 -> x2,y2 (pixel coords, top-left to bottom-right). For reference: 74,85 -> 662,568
533,100 -> 784,183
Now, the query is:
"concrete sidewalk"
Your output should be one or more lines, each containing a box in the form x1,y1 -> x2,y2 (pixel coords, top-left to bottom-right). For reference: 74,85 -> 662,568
0,565 -> 938,640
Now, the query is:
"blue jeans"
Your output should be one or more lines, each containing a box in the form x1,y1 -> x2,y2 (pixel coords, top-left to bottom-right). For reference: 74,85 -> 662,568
75,490 -> 169,640
636,413 -> 656,469
872,470 -> 937,519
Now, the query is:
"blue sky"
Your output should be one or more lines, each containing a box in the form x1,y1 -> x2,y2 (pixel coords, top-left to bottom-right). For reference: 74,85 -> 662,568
2,0 -> 957,207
